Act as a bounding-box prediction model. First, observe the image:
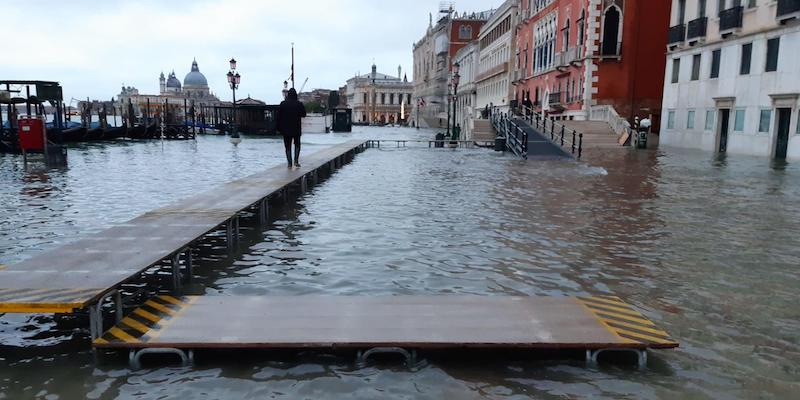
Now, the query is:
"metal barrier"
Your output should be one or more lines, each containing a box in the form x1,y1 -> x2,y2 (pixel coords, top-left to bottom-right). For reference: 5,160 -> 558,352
512,105 -> 583,159
490,111 -> 528,159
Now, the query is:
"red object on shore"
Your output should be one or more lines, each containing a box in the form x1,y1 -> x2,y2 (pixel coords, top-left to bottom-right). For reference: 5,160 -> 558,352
18,118 -> 46,151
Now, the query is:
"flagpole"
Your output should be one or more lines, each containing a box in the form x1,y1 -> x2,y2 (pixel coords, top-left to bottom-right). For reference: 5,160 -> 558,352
291,43 -> 295,89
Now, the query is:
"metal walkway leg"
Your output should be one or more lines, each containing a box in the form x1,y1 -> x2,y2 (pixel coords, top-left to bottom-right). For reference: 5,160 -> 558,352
129,348 -> 193,370
259,198 -> 269,226
184,248 -> 193,283
301,175 -> 308,193
171,253 -> 182,294
88,289 -> 123,341
355,347 -> 426,371
586,348 -> 648,370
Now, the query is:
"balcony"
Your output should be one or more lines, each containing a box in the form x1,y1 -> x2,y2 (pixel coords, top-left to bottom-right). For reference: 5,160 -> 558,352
668,24 -> 686,45
777,0 -> 800,22
719,6 -> 743,35
548,92 -> 562,106
687,17 -> 707,42
565,46 -> 583,65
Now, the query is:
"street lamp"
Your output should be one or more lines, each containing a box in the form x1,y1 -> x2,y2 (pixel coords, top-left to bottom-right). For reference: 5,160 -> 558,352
452,62 -> 461,141
446,81 -> 452,137
227,58 -> 241,142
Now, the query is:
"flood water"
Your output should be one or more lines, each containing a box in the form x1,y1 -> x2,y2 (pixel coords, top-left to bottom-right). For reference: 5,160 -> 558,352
1,127 -> 799,399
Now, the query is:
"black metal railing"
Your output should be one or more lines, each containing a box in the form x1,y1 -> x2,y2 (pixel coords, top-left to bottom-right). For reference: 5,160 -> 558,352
668,24 -> 686,45
687,17 -> 707,40
548,92 -> 562,105
777,0 -> 800,18
490,110 -> 527,159
719,6 -> 743,32
512,104 -> 584,159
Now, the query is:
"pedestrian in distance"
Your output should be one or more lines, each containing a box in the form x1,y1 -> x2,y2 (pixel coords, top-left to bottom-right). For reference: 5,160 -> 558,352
276,88 -> 307,168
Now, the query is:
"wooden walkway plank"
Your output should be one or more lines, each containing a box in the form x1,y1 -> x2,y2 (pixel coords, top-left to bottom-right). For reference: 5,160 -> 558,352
0,141 -> 367,313
93,296 -> 679,350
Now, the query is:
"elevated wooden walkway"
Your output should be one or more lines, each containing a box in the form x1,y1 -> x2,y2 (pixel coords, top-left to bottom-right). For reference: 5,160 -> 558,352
94,295 -> 677,369
0,141 -> 367,321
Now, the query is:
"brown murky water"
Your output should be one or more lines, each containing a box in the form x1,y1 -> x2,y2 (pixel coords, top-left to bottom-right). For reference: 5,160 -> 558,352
1,128 -> 799,399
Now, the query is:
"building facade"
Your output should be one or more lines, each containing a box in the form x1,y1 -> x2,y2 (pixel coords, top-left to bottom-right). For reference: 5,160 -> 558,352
512,0 -> 670,127
345,64 -> 414,124
475,0 -> 518,115
411,8 -> 492,128
453,42 -> 480,139
661,0 -> 800,159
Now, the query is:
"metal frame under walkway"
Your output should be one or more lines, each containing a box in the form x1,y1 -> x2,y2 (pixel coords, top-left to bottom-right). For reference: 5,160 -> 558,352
0,140 -> 368,338
94,295 -> 678,370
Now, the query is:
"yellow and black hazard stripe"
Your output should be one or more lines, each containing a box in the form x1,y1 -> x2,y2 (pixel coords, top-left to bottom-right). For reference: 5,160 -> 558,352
577,296 -> 678,348
94,295 -> 191,346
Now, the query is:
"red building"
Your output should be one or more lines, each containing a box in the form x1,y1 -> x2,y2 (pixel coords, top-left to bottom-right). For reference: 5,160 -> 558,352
512,0 -> 670,129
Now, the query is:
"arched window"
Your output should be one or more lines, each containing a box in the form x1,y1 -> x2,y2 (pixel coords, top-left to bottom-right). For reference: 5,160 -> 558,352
577,9 -> 586,46
601,6 -> 622,56
563,19 -> 570,52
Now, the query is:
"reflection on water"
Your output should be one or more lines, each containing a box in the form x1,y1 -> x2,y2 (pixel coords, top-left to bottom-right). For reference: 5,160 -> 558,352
1,129 -> 799,399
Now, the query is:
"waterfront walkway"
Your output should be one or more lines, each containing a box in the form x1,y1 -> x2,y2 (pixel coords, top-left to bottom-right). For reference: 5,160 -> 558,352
0,140 -> 368,318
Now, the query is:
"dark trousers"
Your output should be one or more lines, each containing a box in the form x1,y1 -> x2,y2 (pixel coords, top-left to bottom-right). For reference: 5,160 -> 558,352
283,135 -> 301,165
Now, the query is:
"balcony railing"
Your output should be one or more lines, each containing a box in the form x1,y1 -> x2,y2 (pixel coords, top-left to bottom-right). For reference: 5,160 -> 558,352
687,17 -> 707,41
668,24 -> 686,45
548,92 -> 562,105
565,46 -> 582,64
777,0 -> 800,20
719,6 -> 743,33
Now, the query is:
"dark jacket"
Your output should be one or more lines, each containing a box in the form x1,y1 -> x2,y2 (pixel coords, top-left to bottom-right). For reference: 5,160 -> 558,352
277,88 -> 307,137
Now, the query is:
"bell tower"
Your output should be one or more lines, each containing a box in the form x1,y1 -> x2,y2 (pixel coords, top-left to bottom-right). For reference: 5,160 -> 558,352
159,72 -> 166,94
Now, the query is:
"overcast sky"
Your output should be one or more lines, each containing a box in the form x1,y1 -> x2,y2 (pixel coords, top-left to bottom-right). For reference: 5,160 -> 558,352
2,0 -> 493,104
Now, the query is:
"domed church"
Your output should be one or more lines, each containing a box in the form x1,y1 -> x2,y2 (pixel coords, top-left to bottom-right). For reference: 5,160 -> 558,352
158,59 -> 217,100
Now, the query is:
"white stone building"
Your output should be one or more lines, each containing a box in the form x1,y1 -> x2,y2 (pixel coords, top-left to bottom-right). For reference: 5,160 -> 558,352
345,64 -> 413,124
453,42 -> 480,139
476,0 -> 518,115
661,0 -> 800,159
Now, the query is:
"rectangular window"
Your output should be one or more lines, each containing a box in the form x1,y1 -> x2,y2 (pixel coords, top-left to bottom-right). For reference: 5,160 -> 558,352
691,54 -> 701,81
667,110 -> 676,129
672,58 -> 681,83
699,0 -> 707,18
734,109 -> 745,132
687,110 -> 696,129
740,43 -> 752,75
705,110 -> 715,131
766,37 -> 780,72
710,49 -> 721,78
759,109 -> 772,133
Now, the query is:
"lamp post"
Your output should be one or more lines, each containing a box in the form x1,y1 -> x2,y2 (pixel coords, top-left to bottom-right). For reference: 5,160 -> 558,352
446,81 -> 452,137
226,57 -> 241,141
452,62 -> 460,141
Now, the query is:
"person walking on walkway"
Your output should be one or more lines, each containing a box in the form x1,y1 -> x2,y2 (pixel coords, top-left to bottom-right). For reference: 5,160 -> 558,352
277,88 -> 307,168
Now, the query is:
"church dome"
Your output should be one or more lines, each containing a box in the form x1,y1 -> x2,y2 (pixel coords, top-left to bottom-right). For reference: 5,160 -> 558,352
166,71 -> 182,89
184,59 -> 208,87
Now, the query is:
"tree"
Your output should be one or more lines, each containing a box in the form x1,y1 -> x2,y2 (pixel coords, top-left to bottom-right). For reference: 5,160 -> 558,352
305,101 -> 322,113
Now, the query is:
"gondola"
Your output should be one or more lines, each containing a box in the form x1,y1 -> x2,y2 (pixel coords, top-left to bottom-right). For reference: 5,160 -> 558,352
145,124 -> 158,139
126,125 -> 146,140
62,127 -> 87,142
102,126 -> 126,140
85,127 -> 104,141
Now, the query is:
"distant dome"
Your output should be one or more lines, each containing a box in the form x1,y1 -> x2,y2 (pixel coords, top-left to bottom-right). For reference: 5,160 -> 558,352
184,59 -> 208,87
166,71 -> 181,89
